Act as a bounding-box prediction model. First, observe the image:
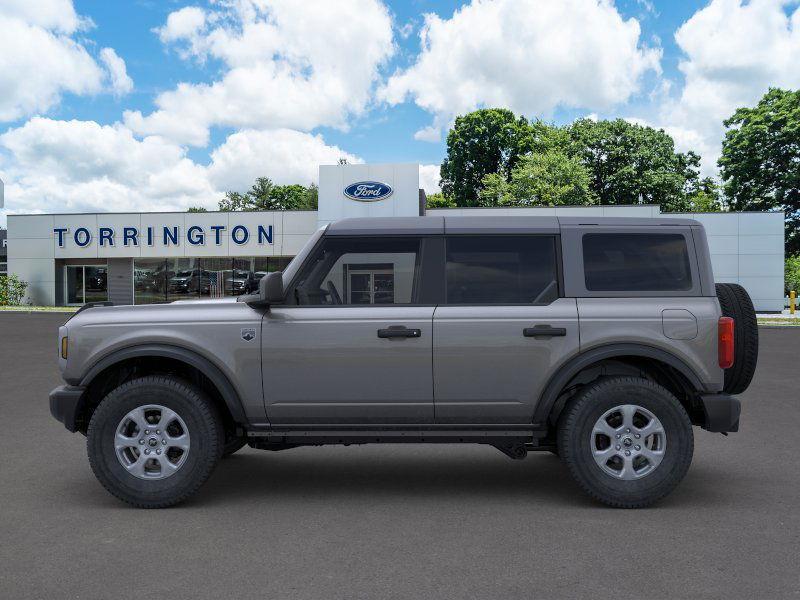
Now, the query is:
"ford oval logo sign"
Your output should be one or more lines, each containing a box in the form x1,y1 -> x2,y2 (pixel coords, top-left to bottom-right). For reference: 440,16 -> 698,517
343,181 -> 393,202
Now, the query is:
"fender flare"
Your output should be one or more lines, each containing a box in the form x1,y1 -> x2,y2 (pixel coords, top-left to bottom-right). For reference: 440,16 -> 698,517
533,343 -> 705,425
78,343 -> 247,424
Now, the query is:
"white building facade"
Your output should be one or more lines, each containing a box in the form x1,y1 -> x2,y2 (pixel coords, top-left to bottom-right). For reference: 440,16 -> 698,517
6,163 -> 786,311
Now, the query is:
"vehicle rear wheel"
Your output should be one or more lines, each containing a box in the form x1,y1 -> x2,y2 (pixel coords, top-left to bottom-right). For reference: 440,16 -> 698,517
716,282 -> 759,394
557,376 -> 694,508
87,375 -> 223,508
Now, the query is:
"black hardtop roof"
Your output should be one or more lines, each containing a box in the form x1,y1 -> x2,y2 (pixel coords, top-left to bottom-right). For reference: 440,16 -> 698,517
325,215 -> 700,236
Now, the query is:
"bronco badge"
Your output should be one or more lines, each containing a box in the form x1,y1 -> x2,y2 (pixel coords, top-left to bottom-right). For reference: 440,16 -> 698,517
241,328 -> 256,342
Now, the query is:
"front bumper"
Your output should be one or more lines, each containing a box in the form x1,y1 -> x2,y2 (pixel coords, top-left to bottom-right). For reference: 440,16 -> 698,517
49,385 -> 86,432
699,393 -> 741,433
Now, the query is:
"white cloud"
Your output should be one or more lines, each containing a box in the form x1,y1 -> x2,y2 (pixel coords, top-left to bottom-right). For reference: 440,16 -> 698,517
206,129 -> 362,193
418,164 -> 441,195
0,118 -> 362,218
656,0 -> 800,174
156,6 -> 206,44
126,0 -> 394,146
0,2 -> 132,121
380,0 -> 661,141
100,48 -> 134,96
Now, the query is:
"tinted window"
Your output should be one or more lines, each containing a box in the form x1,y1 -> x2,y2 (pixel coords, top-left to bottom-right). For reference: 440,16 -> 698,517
583,233 -> 692,292
294,237 -> 421,305
445,236 -> 559,304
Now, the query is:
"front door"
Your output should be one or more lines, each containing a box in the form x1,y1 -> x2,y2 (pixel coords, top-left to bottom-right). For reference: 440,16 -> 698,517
261,235 -> 435,424
433,235 -> 580,424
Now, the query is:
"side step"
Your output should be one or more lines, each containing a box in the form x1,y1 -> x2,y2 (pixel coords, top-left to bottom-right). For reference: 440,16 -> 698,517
245,424 -> 548,457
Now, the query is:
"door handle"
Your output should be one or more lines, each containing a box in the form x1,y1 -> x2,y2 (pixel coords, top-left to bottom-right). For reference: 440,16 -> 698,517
523,325 -> 567,338
377,326 -> 422,339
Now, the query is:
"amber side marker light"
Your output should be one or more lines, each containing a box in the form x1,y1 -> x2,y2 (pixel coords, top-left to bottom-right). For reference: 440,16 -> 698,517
61,336 -> 68,360
718,317 -> 734,369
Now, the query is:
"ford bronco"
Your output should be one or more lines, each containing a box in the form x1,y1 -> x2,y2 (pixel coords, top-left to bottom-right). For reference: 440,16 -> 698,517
50,216 -> 758,508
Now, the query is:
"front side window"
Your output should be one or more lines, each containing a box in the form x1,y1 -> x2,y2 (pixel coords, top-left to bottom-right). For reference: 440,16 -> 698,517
293,237 -> 421,306
583,233 -> 692,292
445,236 -> 559,304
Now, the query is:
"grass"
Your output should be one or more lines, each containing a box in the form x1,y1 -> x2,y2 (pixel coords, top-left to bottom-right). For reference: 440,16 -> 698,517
0,305 -> 79,312
758,317 -> 800,327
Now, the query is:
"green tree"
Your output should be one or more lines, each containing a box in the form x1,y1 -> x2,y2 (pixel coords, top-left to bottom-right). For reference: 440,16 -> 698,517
785,255 -> 800,296
719,88 -> 800,254
567,118 -> 700,211
684,177 -> 725,212
219,190 -> 252,212
478,151 -> 593,207
187,206 -> 208,213
425,192 -> 456,208
270,184 -> 310,210
0,274 -> 28,306
440,108 -> 554,206
304,183 -> 319,210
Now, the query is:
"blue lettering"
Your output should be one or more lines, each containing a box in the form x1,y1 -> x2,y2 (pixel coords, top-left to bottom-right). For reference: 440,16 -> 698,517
231,225 -> 249,245
54,228 -> 68,248
146,227 -> 154,246
123,227 -> 138,246
257,225 -> 273,244
99,227 -> 114,247
74,228 -> 91,247
210,225 -> 225,245
163,226 -> 179,246
187,226 -> 205,245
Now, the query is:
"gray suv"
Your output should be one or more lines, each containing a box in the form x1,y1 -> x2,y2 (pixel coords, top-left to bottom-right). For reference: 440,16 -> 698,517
49,216 -> 758,508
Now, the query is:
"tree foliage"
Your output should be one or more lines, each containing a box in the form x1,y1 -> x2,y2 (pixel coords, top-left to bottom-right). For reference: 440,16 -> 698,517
719,88 -> 800,253
0,274 -> 28,306
479,151 -> 593,207
425,192 -> 456,208
785,255 -> 800,296
440,108 -> 550,206
219,177 -> 318,211
566,118 -> 701,212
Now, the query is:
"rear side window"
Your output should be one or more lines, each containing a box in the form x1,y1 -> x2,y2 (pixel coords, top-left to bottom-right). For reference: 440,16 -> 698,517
445,236 -> 559,304
583,233 -> 692,292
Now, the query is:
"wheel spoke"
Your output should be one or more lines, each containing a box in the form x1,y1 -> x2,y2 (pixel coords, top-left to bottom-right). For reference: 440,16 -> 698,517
592,446 -> 617,468
126,406 -> 149,432
592,419 -> 617,438
618,455 -> 636,480
620,404 -> 637,429
157,456 -> 179,475
157,406 -> 179,430
640,446 -> 665,469
165,433 -> 190,451
124,454 -> 148,478
636,420 -> 665,439
114,432 -> 139,449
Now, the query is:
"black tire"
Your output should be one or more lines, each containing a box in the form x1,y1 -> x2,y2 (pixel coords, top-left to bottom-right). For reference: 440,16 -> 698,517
87,375 -> 223,508
222,435 -> 248,457
715,282 -> 759,394
557,377 -> 694,508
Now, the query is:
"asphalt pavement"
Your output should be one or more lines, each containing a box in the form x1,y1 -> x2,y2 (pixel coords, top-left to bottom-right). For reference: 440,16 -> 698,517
1,312 -> 798,599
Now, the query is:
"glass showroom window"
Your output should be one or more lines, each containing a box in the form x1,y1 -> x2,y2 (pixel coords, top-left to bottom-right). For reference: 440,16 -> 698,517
65,265 -> 108,305
134,259 -> 168,304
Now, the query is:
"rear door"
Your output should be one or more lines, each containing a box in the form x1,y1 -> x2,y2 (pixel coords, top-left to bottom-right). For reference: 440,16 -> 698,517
262,235 -> 437,424
433,234 -> 579,424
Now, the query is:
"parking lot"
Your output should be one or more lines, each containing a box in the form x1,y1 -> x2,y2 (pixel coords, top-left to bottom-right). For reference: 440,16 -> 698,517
1,312 -> 798,599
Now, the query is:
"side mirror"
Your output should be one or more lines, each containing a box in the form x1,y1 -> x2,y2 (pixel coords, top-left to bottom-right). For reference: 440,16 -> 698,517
261,271 -> 284,304
240,271 -> 283,307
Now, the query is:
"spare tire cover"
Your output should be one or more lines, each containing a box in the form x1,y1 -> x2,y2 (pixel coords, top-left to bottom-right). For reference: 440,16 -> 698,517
715,283 -> 759,394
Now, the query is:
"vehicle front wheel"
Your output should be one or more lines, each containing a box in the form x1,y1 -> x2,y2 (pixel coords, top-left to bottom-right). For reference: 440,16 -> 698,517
87,375 -> 223,508
557,376 -> 694,508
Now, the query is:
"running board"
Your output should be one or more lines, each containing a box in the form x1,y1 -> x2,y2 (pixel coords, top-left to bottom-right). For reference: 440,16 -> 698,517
246,424 -> 547,446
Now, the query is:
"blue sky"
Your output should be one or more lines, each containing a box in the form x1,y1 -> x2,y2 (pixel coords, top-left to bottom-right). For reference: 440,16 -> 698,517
1,0 -> 798,222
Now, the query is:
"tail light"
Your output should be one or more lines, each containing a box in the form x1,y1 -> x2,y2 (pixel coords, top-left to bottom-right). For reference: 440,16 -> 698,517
718,317 -> 734,369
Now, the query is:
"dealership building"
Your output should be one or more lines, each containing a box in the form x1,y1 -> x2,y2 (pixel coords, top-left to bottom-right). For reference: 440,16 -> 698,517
6,162 -> 786,311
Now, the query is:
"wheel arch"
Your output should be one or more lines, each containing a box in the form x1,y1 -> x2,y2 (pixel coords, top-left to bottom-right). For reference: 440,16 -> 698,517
76,344 -> 247,433
534,343 -> 705,427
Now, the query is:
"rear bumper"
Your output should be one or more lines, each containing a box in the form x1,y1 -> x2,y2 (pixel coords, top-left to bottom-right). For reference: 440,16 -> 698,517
699,393 -> 741,433
49,385 -> 86,432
